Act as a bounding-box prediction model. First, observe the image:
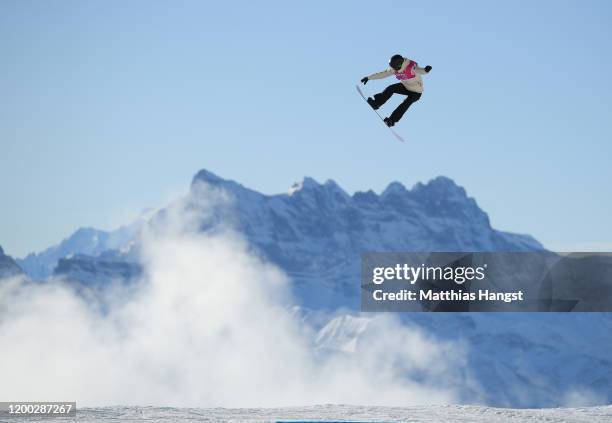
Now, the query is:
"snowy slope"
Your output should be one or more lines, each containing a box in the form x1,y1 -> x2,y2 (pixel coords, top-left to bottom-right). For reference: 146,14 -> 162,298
313,313 -> 612,407
61,404 -> 612,422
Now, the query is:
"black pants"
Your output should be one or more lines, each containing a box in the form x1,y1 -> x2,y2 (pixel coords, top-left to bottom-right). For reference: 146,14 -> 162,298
371,83 -> 422,123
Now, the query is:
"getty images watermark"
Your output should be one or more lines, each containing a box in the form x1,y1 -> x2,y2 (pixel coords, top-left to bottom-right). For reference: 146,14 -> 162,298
361,252 -> 612,312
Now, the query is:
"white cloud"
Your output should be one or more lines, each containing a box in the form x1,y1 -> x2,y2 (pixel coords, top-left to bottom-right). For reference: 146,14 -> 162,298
0,182 -> 471,407
562,388 -> 607,407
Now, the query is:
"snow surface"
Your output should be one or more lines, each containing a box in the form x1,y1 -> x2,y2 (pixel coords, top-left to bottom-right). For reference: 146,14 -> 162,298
18,404 -> 612,422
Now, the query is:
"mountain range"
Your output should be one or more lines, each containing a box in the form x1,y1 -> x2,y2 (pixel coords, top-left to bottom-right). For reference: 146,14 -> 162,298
0,246 -> 23,278
17,170 -> 541,308
4,169 -> 611,407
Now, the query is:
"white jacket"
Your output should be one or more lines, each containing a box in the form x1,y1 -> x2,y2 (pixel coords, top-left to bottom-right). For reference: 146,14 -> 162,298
367,58 -> 428,93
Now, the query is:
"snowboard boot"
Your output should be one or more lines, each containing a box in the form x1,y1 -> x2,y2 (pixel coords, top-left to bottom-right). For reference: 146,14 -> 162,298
367,97 -> 379,110
384,117 -> 395,127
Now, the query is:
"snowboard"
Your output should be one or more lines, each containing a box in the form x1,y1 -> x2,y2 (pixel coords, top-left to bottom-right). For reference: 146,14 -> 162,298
356,85 -> 405,142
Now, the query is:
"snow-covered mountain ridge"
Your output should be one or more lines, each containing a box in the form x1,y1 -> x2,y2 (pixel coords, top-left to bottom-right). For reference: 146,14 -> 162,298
17,221 -> 144,280
186,170 -> 541,308
17,170 -> 542,307
0,245 -> 23,278
7,169 -> 612,408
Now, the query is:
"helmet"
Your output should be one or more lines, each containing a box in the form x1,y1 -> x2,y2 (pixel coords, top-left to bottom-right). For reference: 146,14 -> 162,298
389,54 -> 404,71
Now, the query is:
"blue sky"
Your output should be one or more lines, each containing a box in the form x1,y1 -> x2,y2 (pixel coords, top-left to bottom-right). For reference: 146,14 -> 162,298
1,0 -> 611,256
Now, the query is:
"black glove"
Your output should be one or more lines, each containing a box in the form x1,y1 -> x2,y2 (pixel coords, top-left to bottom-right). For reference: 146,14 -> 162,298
361,77 -> 369,85
424,65 -> 432,73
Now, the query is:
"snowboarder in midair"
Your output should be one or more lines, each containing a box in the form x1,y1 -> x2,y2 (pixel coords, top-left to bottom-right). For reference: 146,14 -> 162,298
361,54 -> 432,127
